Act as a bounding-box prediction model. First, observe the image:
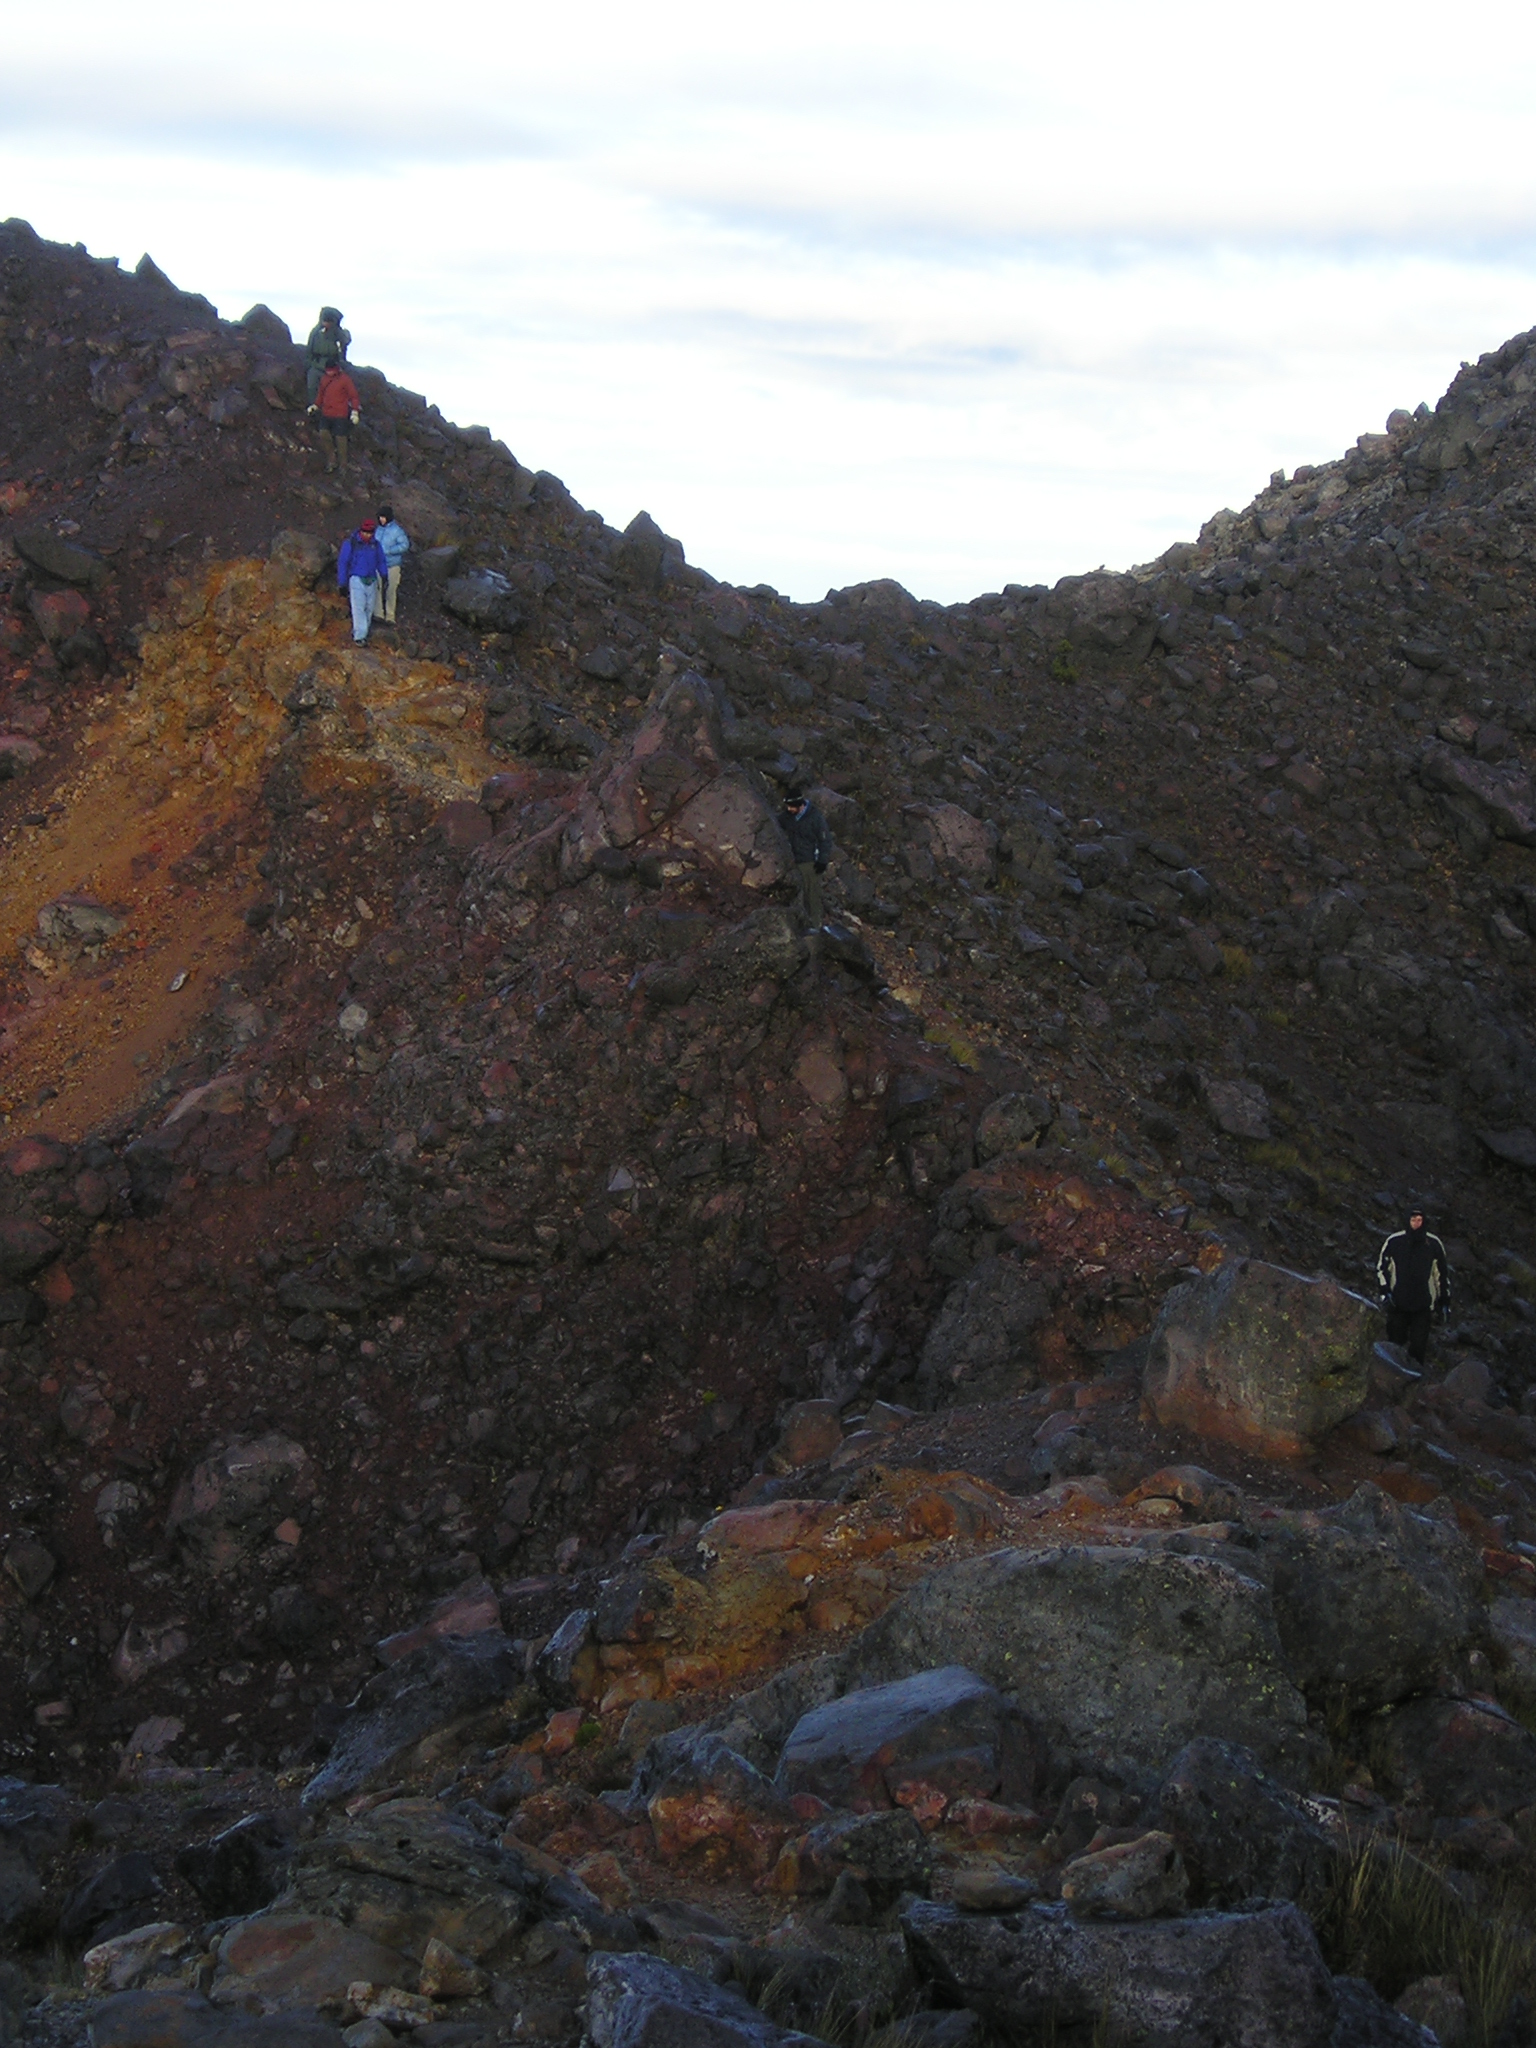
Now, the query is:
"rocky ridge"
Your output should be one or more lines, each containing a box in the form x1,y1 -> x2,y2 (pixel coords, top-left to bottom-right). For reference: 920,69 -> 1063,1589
0,219 -> 1533,2043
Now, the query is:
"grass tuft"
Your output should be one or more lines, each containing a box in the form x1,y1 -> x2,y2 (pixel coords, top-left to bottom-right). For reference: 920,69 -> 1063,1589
1314,1836 -> 1535,2047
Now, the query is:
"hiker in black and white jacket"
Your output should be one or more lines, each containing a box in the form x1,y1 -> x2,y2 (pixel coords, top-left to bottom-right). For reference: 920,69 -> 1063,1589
1376,1204 -> 1451,1365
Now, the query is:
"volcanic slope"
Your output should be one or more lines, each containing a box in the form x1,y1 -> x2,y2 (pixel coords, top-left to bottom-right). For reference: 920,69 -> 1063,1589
0,215 -> 1532,1788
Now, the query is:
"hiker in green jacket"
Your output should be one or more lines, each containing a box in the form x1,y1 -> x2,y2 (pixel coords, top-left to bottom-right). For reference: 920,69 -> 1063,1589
305,307 -> 351,405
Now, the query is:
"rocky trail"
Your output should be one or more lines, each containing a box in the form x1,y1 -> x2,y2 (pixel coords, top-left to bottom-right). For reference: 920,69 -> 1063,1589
0,216 -> 1534,2044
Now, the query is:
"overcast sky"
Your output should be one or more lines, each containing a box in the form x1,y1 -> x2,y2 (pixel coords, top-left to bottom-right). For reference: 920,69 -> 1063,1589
5,0 -> 1536,602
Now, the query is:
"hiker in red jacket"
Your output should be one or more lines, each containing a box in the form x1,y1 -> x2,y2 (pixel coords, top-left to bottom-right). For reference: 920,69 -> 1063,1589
310,363 -> 362,474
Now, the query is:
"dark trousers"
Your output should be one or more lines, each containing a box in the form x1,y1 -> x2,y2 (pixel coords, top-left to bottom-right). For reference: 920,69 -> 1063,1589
795,860 -> 823,927
1386,1306 -> 1432,1365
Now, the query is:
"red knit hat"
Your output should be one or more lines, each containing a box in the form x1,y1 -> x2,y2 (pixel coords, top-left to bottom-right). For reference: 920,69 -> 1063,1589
359,519 -> 376,535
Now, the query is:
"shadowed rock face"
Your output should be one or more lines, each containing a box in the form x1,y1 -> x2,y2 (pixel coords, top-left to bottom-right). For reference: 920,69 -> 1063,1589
1254,1484 -> 1483,1709
1143,1258 -> 1379,1456
901,1897 -> 1338,2048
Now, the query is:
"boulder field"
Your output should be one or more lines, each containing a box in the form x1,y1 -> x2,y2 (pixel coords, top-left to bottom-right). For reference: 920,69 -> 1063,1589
0,220 -> 1533,2042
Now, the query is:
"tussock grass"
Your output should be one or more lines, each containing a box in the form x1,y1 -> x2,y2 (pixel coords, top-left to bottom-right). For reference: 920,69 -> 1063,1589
1315,1836 -> 1535,2047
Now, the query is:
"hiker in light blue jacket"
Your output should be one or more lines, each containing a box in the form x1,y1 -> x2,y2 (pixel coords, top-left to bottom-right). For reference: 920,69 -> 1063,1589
375,505 -> 411,626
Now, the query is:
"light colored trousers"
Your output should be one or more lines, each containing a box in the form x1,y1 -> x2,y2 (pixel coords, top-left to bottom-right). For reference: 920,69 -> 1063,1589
383,564 -> 402,622
348,575 -> 379,642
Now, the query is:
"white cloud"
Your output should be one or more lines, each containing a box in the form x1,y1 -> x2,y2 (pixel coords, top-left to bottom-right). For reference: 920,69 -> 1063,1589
5,0 -> 1536,599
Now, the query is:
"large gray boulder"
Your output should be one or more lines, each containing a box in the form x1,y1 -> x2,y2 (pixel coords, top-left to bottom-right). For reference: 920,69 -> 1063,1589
1252,1486 -> 1482,1708
1144,1257 -> 1378,1456
833,1545 -> 1315,1793
902,1898 -> 1337,2048
919,1256 -> 1050,1395
280,1798 -> 541,1960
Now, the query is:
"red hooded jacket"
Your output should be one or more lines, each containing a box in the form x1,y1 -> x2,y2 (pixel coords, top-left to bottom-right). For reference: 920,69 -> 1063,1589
316,366 -> 360,420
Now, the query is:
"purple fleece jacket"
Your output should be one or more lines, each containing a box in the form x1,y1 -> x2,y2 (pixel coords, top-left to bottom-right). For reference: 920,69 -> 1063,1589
337,534 -> 387,586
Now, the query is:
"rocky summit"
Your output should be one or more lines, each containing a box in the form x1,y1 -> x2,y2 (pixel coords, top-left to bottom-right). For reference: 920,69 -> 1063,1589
0,217 -> 1534,2046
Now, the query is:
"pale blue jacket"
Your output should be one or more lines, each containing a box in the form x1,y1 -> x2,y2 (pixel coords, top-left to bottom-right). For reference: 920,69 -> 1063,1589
376,520 -> 411,569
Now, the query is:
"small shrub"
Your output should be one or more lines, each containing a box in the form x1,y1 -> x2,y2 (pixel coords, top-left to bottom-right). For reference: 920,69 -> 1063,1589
1049,639 -> 1079,684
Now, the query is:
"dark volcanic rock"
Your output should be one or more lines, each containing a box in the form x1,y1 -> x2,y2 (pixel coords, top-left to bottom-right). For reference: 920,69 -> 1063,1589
175,1812 -> 297,1917
1255,1485 -> 1482,1708
301,1632 -> 525,1808
586,1950 -> 821,2047
1371,1693 -> 1536,1817
902,1897 -> 1337,2048
775,1665 -> 1034,1811
781,1543 -> 1316,1794
12,527 -> 108,588
59,1850 -> 162,1948
1154,1738 -> 1338,1906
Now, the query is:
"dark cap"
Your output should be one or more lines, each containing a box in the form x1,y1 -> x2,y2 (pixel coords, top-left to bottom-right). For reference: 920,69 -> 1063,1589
377,504 -> 393,522
783,788 -> 804,806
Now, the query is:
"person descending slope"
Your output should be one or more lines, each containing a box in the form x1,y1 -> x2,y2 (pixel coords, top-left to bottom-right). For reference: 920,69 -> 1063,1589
311,362 -> 362,474
337,517 -> 388,645
374,504 -> 411,626
305,306 -> 351,403
782,787 -> 833,929
1376,1204 -> 1452,1366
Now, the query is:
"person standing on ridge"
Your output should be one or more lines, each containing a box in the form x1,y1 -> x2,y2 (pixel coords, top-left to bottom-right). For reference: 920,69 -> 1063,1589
374,504 -> 411,626
337,517 -> 387,645
782,787 -> 833,929
305,306 -> 351,404
1376,1204 -> 1451,1366
311,362 -> 361,474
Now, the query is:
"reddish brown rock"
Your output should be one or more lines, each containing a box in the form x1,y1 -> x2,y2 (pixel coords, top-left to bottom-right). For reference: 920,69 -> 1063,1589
699,1500 -> 830,1555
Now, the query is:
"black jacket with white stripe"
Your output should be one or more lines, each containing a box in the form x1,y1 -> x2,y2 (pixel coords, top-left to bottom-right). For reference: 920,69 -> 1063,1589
1376,1227 -> 1451,1313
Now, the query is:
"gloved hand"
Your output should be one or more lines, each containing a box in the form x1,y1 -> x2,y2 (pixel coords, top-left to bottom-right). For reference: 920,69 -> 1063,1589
307,404 -> 318,416
349,411 -> 360,426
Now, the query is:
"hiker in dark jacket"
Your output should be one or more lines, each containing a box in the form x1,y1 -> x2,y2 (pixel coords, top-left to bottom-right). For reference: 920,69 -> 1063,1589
1376,1205 -> 1451,1365
782,787 -> 832,928
337,518 -> 388,644
305,306 -> 351,403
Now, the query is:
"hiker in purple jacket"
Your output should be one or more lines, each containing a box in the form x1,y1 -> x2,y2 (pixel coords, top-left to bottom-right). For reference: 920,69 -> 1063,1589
337,518 -> 387,644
